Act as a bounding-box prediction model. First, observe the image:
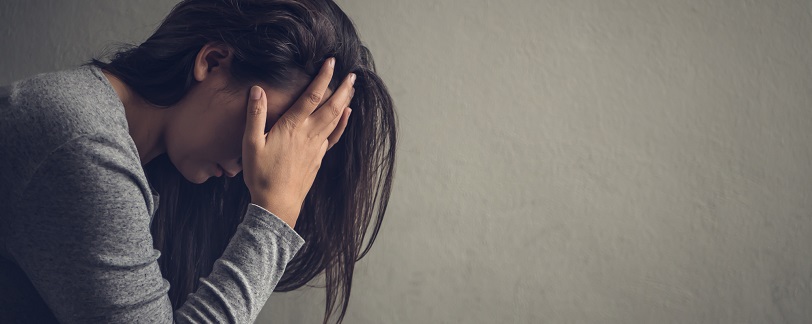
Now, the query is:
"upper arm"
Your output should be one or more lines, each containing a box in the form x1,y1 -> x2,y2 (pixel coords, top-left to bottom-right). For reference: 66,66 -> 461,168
6,133 -> 174,323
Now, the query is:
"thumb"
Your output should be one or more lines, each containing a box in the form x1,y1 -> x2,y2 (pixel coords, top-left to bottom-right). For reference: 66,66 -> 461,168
244,85 -> 266,148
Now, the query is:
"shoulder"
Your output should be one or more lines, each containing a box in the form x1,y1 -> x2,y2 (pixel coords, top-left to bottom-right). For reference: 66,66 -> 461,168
4,64 -> 129,138
0,66 -> 140,203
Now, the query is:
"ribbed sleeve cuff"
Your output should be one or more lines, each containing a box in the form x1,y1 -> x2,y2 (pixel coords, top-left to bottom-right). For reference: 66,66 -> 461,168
244,203 -> 305,249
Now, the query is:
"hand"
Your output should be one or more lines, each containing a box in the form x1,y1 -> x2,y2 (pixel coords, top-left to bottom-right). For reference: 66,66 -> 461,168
242,57 -> 355,228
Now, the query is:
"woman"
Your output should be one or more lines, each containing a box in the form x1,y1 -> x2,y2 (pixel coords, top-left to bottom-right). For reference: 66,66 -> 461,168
0,0 -> 397,323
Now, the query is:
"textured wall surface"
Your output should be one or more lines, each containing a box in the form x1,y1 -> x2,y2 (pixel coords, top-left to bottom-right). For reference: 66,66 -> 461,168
3,1 -> 812,323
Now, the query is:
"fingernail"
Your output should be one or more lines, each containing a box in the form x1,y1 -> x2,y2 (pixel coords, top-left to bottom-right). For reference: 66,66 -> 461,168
250,86 -> 261,100
329,57 -> 335,68
348,108 -> 352,117
350,73 -> 356,84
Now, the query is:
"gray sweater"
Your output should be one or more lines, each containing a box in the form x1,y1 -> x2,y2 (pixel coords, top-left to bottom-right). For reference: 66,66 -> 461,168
0,64 -> 305,323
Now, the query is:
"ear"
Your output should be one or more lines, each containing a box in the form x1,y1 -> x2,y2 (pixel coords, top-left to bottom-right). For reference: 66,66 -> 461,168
193,42 -> 234,83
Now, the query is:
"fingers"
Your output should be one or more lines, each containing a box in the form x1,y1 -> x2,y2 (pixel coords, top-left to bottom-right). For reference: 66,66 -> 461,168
345,87 -> 355,108
309,72 -> 355,137
243,85 -> 267,148
320,138 -> 330,156
286,57 -> 335,124
326,87 -> 354,150
327,107 -> 352,151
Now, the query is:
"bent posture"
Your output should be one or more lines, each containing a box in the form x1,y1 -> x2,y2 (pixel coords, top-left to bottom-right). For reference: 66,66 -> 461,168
0,0 -> 397,323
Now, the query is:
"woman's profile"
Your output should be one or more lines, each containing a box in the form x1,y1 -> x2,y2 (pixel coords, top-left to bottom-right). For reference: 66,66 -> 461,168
0,0 -> 397,323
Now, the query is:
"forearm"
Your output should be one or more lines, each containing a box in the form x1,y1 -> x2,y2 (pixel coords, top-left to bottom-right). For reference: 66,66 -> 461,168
174,203 -> 305,323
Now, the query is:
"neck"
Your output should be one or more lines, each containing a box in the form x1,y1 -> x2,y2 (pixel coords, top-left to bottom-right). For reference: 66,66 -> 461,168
101,69 -> 169,165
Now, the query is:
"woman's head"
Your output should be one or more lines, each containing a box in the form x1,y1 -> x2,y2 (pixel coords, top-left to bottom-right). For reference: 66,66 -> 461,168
157,41 -> 336,184
86,1 -> 397,323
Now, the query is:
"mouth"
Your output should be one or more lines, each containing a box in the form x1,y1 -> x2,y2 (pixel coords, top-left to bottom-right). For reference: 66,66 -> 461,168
217,163 -> 237,178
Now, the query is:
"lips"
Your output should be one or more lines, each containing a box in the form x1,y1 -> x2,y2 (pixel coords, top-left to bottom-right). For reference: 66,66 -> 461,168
217,163 -> 232,177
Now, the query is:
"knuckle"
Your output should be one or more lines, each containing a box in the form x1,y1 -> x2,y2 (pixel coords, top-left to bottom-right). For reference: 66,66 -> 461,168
278,115 -> 298,131
306,92 -> 323,106
248,103 -> 262,116
307,130 -> 322,141
330,103 -> 343,118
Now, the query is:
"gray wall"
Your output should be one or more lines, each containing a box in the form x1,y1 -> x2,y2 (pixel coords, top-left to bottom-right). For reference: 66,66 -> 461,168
3,1 -> 812,323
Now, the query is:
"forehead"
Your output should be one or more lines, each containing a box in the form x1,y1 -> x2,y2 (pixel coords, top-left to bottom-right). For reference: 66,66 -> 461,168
262,85 -> 335,129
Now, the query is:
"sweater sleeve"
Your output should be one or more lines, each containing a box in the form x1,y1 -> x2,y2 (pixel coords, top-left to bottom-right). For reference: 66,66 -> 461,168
8,133 -> 304,324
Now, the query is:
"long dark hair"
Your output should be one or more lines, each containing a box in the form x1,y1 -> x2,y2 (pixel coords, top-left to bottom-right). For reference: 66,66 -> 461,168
84,1 -> 397,323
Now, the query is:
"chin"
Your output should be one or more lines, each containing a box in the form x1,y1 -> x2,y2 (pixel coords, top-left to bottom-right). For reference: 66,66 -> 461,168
185,174 -> 207,185
179,167 -> 210,185
191,177 -> 208,185
197,170 -> 216,184
176,159 -> 215,184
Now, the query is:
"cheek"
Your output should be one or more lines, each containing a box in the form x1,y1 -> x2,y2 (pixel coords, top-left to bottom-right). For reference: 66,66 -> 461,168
166,118 -> 209,163
213,106 -> 249,159
227,122 -> 246,159
168,111 -> 238,160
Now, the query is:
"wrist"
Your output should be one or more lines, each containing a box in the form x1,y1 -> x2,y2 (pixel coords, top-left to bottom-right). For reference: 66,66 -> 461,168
251,199 -> 299,228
